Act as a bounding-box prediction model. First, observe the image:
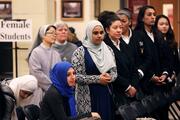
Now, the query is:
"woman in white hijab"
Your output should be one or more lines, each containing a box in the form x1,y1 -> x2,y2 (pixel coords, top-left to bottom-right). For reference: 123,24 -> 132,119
9,75 -> 38,106
72,20 -> 117,120
28,24 -> 61,91
3,75 -> 40,120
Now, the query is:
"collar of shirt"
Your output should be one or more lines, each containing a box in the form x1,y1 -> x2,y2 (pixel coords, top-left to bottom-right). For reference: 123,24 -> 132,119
122,28 -> 132,44
55,40 -> 67,45
145,29 -> 154,42
40,43 -> 51,49
110,37 -> 120,50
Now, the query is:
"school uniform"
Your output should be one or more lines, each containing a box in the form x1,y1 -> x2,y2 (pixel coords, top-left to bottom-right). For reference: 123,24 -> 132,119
104,34 -> 140,106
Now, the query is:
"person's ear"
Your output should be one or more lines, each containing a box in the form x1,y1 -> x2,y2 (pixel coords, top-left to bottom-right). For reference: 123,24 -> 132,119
129,20 -> 132,26
105,28 -> 109,34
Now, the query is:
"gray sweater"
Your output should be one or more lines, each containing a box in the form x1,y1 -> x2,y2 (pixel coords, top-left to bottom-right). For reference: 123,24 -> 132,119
28,43 -> 61,91
52,42 -> 77,63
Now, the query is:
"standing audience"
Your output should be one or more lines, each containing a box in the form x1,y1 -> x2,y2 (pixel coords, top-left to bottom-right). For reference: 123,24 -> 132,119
154,14 -> 180,120
134,5 -> 170,119
28,25 -> 61,91
116,9 -> 145,99
0,5 -> 178,120
132,5 -> 156,87
154,14 -> 180,82
72,20 -> 117,120
98,11 -> 140,119
52,22 -> 77,62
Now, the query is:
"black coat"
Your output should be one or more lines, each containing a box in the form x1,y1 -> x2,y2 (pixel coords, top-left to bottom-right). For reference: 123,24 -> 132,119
104,35 -> 140,105
132,29 -> 169,94
159,39 -> 180,76
131,30 -> 153,75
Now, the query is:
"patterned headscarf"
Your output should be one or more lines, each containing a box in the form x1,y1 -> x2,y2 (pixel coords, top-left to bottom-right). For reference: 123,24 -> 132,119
50,61 -> 77,117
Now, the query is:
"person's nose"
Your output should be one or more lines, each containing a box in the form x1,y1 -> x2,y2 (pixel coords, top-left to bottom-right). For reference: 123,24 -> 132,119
62,29 -> 67,33
117,27 -> 122,34
71,73 -> 76,80
24,94 -> 29,98
97,33 -> 103,38
151,15 -> 156,20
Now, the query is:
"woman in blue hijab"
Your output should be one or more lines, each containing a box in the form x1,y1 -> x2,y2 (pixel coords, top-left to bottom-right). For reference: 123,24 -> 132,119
40,61 -> 101,120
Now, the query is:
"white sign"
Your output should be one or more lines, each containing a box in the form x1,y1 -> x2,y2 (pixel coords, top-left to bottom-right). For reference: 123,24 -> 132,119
0,19 -> 32,42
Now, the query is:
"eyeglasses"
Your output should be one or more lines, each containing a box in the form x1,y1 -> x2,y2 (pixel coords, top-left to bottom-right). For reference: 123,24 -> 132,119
46,32 -> 56,35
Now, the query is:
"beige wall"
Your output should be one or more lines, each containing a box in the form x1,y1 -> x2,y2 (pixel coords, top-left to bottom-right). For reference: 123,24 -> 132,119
55,0 -> 95,40
11,0 -> 120,76
101,0 -> 120,12
55,0 -> 120,40
12,0 -> 49,76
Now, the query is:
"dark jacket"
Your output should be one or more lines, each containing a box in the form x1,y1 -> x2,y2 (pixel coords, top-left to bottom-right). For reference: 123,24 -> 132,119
40,85 -> 91,120
104,35 -> 140,105
0,83 -> 16,120
133,29 -> 169,94
159,38 -> 180,76
131,30 -> 152,75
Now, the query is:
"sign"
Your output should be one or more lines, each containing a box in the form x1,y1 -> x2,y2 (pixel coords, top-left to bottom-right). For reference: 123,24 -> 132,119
0,19 -> 32,42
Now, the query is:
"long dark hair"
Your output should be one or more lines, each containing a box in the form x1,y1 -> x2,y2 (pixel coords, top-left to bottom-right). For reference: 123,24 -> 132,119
134,5 -> 155,31
154,14 -> 177,48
